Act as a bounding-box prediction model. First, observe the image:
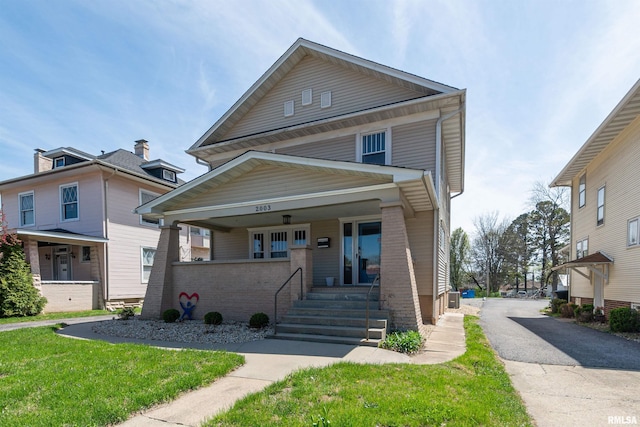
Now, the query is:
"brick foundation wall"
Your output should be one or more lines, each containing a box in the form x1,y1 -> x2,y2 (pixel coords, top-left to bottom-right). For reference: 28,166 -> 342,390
169,260 -> 291,322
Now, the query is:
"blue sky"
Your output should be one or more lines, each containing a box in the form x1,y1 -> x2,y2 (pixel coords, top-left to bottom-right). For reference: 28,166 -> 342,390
1,0 -> 639,234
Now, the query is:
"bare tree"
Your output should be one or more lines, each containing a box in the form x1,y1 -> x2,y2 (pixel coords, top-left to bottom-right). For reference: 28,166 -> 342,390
471,212 -> 510,294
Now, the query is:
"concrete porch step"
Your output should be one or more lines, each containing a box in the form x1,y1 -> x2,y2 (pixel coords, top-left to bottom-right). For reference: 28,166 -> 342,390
306,291 -> 379,302
292,299 -> 376,309
281,314 -> 387,329
276,323 -> 386,340
286,307 -> 389,319
268,332 -> 382,347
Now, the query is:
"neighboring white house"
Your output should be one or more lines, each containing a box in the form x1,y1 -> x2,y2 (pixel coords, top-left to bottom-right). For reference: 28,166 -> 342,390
0,140 -> 205,311
136,38 -> 466,339
551,79 -> 640,317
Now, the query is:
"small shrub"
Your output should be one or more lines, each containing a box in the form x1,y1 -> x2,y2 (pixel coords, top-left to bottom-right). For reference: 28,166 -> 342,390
559,302 -> 576,318
204,311 -> 223,325
249,312 -> 269,328
379,330 -> 424,354
118,307 -> 136,320
163,308 -> 180,323
609,307 -> 640,332
0,246 -> 47,317
550,298 -> 567,314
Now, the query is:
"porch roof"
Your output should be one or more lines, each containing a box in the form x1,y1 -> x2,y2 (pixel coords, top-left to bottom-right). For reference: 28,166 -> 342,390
551,251 -> 614,283
15,228 -> 108,245
135,151 -> 437,230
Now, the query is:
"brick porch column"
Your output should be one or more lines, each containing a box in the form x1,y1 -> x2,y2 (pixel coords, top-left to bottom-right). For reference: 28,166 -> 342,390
380,202 -> 423,330
289,246 -> 313,301
23,238 -> 42,292
140,224 -> 181,319
90,245 -> 105,309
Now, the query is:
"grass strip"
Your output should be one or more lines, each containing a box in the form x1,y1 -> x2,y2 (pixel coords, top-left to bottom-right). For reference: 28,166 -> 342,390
208,316 -> 532,426
0,325 -> 243,426
0,309 -> 113,325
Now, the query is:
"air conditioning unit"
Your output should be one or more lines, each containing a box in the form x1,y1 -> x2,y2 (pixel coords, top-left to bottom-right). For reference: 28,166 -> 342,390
448,292 -> 460,309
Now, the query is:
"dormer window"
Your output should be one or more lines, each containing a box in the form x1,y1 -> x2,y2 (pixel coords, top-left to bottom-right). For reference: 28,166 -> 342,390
54,157 -> 65,168
163,169 -> 176,182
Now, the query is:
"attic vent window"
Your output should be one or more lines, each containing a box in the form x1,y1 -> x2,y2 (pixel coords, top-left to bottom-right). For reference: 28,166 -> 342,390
301,89 -> 312,106
54,157 -> 65,168
163,169 -> 176,182
284,100 -> 294,117
320,91 -> 331,108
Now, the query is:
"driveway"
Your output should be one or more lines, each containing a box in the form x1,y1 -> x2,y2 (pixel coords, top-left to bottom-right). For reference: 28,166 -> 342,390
477,298 -> 640,427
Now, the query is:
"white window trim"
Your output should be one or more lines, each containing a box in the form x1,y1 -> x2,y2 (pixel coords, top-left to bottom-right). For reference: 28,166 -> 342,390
18,190 -> 35,227
54,157 -> 65,168
302,88 -> 312,106
247,224 -> 310,259
284,100 -> 294,117
355,128 -> 392,165
60,182 -> 79,222
597,185 -> 605,226
628,217 -> 639,248
163,169 -> 176,182
141,246 -> 156,283
320,91 -> 331,108
576,237 -> 589,259
578,173 -> 586,208
139,189 -> 161,227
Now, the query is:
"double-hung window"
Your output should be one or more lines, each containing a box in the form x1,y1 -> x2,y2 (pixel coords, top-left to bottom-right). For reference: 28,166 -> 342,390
359,130 -> 389,165
141,247 -> 156,282
60,183 -> 78,221
628,218 -> 639,247
578,174 -> 586,208
576,238 -> 588,259
597,186 -> 605,226
19,191 -> 35,226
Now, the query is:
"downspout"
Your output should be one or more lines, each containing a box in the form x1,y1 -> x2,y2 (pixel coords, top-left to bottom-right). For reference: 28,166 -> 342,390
102,167 -> 118,305
433,104 -> 465,321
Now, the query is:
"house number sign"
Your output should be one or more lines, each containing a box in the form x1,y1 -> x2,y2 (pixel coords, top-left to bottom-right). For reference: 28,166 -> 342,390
255,204 -> 272,212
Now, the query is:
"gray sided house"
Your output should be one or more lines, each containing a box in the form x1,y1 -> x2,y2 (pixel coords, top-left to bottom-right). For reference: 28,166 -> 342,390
137,39 -> 466,342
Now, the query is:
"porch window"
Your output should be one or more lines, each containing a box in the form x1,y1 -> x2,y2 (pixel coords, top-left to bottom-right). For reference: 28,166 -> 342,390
141,247 -> 156,282
19,191 -> 35,226
140,189 -> 160,226
359,131 -> 387,165
248,225 -> 309,259
60,183 -> 78,221
628,218 -> 639,247
597,186 -> 605,226
578,174 -> 586,208
576,238 -> 588,259
81,246 -> 91,262
252,233 -> 265,259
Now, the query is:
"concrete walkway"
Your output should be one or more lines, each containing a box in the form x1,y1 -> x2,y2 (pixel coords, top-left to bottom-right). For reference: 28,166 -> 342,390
51,312 -> 466,426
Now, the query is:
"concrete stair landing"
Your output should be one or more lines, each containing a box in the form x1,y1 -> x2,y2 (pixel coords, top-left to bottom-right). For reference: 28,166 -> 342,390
271,286 -> 388,347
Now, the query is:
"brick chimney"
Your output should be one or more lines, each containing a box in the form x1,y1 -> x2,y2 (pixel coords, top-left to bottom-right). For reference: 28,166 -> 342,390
134,139 -> 149,161
34,148 -> 52,173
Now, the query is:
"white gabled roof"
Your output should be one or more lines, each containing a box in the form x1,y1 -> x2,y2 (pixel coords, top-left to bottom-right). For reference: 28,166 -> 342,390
188,38 -> 458,153
552,79 -> 640,187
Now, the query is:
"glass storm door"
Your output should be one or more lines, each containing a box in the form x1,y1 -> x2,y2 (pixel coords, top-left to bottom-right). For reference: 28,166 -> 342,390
343,221 -> 381,285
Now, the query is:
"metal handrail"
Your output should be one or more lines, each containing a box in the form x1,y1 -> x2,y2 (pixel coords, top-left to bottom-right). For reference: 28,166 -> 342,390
365,274 -> 380,341
273,267 -> 303,335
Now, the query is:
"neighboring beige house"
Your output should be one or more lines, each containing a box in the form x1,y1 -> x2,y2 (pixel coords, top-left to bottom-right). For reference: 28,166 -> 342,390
0,140 -> 205,311
551,79 -> 640,317
137,39 -> 465,340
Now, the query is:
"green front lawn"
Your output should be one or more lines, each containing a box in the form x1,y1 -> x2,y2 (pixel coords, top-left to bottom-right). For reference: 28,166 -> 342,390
208,316 -> 532,426
0,309 -> 113,325
0,326 -> 244,426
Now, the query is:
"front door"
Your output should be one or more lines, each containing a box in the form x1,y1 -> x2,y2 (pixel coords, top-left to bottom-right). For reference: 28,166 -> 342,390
55,253 -> 70,281
342,221 -> 381,285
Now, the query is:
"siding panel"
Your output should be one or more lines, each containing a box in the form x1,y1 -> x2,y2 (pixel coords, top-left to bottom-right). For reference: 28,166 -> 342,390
276,134 -> 355,162
222,56 -> 423,140
392,119 -> 437,171
310,219 -> 340,285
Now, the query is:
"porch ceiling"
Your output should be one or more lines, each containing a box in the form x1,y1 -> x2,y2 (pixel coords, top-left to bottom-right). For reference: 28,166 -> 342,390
16,228 -> 108,245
